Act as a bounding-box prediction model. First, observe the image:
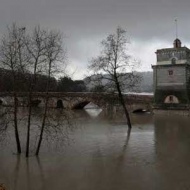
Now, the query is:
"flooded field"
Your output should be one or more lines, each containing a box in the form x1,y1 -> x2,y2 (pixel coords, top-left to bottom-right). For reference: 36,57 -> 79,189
0,109 -> 190,190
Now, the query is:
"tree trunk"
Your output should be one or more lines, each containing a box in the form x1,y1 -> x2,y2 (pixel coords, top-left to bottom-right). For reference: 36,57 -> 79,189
13,92 -> 21,154
25,91 -> 32,157
35,67 -> 50,156
35,93 -> 49,156
26,65 -> 37,157
115,79 -> 132,129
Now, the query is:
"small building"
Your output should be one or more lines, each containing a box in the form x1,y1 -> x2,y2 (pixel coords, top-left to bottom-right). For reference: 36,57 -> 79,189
152,38 -> 190,111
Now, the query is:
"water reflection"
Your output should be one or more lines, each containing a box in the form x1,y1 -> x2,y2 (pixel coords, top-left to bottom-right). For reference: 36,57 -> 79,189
13,156 -> 20,190
84,108 -> 102,118
154,115 -> 190,190
1,111 -> 190,189
2,155 -> 47,190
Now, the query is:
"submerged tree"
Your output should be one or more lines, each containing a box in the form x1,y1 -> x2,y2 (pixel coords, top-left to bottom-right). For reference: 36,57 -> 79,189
25,27 -> 67,156
89,27 -> 141,129
25,26 -> 48,157
35,30 -> 66,156
0,24 -> 29,154
0,23 -> 68,156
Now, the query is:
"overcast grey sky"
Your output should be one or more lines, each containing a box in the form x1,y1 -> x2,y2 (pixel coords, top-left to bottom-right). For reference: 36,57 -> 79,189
1,0 -> 190,79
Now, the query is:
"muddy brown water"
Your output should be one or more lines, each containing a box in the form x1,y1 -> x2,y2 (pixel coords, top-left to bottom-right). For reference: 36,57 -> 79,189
0,109 -> 190,190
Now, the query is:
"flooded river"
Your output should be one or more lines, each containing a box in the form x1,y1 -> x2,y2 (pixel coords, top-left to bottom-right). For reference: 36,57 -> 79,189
0,109 -> 190,190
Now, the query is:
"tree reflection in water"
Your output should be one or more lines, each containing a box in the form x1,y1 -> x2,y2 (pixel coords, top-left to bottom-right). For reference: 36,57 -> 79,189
1,111 -> 190,190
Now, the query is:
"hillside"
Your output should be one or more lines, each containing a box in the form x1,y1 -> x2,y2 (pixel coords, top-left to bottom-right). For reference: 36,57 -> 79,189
84,71 -> 153,93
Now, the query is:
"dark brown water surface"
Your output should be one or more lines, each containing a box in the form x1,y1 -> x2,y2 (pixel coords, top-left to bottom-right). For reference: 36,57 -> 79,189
1,109 -> 190,190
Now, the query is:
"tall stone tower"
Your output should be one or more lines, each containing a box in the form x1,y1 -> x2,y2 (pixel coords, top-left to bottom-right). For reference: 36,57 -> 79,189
152,38 -> 190,110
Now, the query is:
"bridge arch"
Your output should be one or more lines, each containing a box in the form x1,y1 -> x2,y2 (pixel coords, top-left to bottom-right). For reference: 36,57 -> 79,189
72,99 -> 102,109
56,99 -> 64,108
129,102 -> 152,114
31,99 -> 42,107
72,100 -> 91,109
132,108 -> 150,113
0,97 -> 11,106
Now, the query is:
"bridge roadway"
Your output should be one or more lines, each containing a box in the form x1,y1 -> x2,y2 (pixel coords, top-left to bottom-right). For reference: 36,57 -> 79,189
0,92 -> 153,112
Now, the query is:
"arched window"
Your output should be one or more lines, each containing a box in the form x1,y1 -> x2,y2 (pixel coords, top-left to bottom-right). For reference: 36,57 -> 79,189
171,58 -> 176,65
169,96 -> 173,102
168,70 -> 173,75
57,99 -> 64,108
164,95 -> 179,104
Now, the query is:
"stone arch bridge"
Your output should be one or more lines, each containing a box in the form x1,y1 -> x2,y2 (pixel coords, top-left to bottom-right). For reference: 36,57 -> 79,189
0,92 -> 153,113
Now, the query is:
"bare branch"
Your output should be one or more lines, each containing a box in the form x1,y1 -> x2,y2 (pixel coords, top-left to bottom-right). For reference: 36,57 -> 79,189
88,26 -> 141,129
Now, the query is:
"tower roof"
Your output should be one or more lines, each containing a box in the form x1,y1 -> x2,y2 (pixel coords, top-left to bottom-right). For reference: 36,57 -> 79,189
173,38 -> 182,48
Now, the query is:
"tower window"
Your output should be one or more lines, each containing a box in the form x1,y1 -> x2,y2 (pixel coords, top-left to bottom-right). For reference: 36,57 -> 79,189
169,96 -> 173,102
171,58 -> 176,64
168,70 -> 173,75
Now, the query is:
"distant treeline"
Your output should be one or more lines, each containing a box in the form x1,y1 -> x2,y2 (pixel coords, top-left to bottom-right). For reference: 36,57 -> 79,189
0,68 -> 153,93
83,71 -> 153,93
0,68 -> 86,92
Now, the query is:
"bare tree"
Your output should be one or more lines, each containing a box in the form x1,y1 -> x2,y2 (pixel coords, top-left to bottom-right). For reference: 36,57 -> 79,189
35,30 -> 66,155
88,27 -> 141,129
25,26 -> 47,157
0,23 -> 68,156
0,23 -> 29,153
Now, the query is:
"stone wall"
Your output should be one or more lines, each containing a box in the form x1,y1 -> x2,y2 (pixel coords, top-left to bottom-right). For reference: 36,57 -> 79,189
156,48 -> 189,63
153,109 -> 190,116
156,65 -> 186,90
152,64 -> 190,106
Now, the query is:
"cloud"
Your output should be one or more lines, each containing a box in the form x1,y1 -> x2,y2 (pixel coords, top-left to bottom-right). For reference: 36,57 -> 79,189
0,0 -> 190,79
